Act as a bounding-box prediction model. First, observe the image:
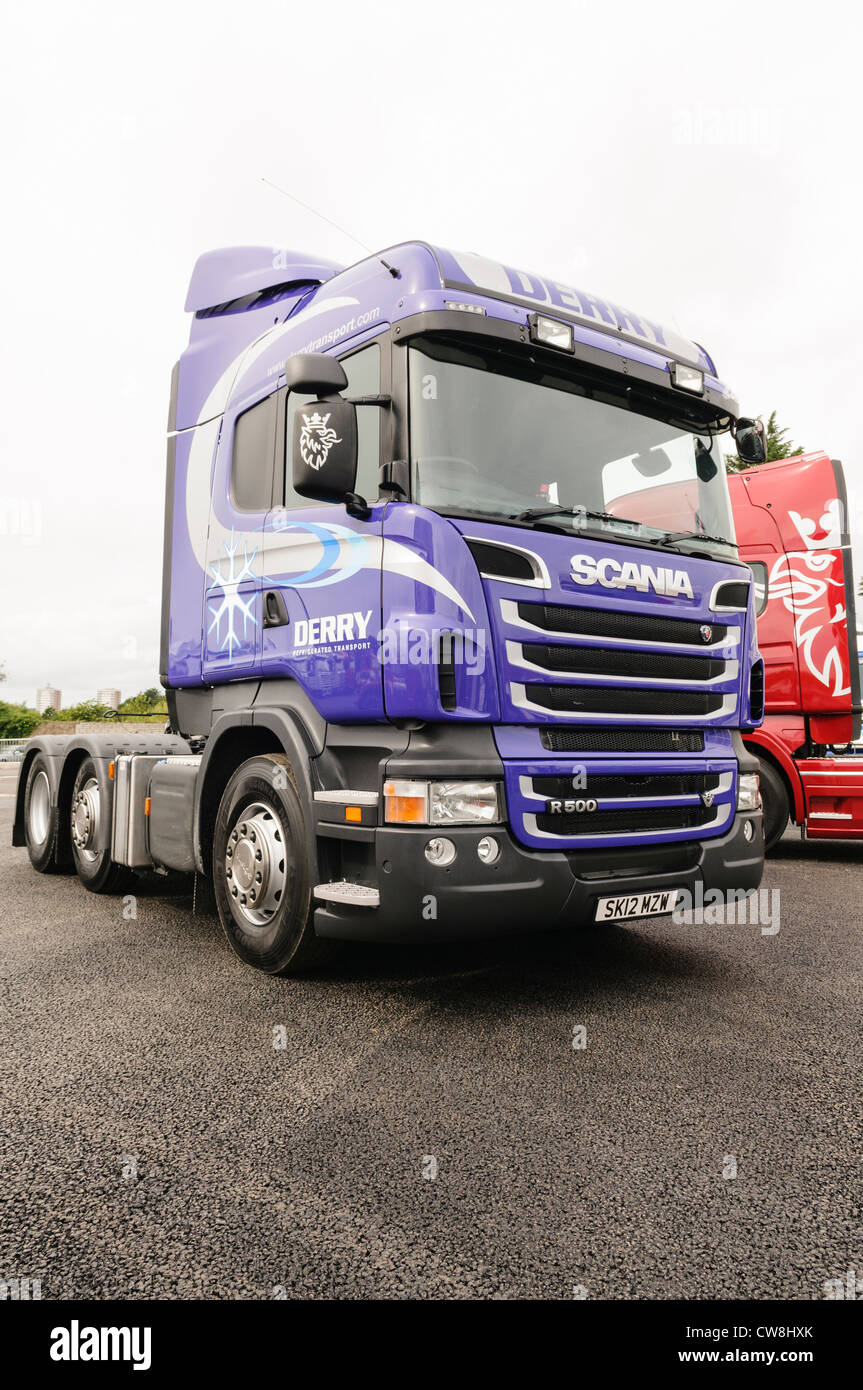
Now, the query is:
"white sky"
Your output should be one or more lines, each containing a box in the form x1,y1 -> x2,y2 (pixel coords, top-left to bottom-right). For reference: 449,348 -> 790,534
1,0 -> 861,705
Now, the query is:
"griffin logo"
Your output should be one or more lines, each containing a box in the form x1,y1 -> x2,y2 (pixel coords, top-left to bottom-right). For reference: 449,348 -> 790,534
701,789 -> 715,807
299,411 -> 341,471
700,624 -> 713,643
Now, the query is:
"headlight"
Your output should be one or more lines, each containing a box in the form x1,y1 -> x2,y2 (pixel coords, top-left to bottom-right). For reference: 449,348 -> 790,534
383,779 -> 502,825
737,772 -> 761,811
430,782 -> 501,825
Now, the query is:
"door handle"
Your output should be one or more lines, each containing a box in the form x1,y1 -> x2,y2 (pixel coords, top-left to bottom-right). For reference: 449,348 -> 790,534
263,590 -> 290,628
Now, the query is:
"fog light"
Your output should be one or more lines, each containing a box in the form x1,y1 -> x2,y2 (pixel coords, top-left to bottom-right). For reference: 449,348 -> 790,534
742,819 -> 754,842
425,837 -> 456,866
477,836 -> 500,864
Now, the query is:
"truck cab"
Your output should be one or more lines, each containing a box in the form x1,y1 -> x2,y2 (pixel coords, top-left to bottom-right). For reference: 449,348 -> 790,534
15,241 -> 767,973
729,451 -> 863,845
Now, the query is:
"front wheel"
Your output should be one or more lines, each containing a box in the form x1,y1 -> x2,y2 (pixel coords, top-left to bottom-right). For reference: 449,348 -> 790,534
212,754 -> 338,975
757,758 -> 790,851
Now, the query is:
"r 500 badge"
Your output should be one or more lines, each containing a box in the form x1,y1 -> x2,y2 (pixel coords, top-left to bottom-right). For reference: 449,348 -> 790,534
547,797 -> 598,814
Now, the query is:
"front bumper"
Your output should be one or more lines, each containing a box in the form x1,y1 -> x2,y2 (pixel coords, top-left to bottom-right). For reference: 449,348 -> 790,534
314,807 -> 765,943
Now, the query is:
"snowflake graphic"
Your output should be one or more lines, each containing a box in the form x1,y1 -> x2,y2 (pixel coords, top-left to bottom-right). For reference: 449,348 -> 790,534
207,530 -> 259,657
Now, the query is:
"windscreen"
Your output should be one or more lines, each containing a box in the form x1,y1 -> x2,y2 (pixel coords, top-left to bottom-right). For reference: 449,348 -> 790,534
409,337 -> 737,556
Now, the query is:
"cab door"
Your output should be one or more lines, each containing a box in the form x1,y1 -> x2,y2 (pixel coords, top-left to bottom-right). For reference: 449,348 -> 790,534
259,341 -> 386,722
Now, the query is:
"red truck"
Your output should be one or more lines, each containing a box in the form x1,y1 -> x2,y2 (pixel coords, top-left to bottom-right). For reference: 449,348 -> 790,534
728,451 -> 863,848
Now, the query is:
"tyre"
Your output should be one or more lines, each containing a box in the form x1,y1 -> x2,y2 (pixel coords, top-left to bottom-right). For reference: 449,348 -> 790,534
757,757 -> 790,851
23,753 -> 60,873
213,753 -> 339,975
69,757 -> 130,892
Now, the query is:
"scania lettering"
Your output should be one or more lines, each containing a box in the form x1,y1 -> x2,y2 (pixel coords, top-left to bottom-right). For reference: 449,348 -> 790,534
13,240 -> 766,974
570,554 -> 695,598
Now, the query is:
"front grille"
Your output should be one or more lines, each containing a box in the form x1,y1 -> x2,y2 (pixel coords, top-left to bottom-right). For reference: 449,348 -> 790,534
540,728 -> 705,753
535,804 -> 715,835
532,771 -> 721,799
518,601 -> 729,647
525,684 -> 725,716
522,643 -> 726,682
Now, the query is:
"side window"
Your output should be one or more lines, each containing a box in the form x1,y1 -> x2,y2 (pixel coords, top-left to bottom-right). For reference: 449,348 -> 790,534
748,560 -> 768,615
282,342 -> 381,509
231,394 -> 276,512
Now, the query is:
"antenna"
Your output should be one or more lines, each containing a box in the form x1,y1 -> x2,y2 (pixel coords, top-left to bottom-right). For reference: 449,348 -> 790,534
261,177 -> 372,256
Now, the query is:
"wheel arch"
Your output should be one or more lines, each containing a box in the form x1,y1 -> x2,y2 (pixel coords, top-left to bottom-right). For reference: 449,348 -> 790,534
743,731 -> 803,824
14,730 -> 191,859
193,708 -> 322,877
13,737 -> 76,859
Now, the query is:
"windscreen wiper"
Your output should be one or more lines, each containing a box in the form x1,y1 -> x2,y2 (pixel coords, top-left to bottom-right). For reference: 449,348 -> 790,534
509,507 -> 733,551
510,506 -> 639,527
661,528 -> 734,547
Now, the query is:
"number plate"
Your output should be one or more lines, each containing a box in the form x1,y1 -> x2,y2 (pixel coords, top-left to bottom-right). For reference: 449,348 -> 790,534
594,889 -> 679,922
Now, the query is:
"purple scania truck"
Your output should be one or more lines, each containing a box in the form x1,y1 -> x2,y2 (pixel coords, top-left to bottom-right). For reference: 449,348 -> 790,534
14,241 -> 768,973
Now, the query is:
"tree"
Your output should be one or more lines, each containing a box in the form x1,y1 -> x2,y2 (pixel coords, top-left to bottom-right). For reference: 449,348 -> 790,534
725,411 -> 804,473
0,701 -> 41,740
54,699 -> 117,722
118,687 -> 168,715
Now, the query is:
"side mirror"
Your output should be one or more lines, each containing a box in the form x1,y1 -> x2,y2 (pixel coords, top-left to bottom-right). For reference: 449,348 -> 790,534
284,352 -> 348,396
734,417 -> 767,464
285,351 -> 361,507
291,397 -> 358,504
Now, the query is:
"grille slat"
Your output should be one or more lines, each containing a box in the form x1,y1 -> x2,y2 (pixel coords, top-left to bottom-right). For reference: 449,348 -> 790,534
522,643 -> 726,682
517,601 -> 729,648
535,805 -> 714,835
532,771 -> 720,799
525,684 -> 725,716
540,728 -> 705,753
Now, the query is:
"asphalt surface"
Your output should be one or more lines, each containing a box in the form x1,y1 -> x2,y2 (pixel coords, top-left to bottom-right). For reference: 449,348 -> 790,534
1,760 -> 861,1301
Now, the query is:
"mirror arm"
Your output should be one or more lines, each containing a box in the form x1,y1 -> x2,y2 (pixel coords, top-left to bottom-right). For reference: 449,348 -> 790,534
379,459 -> 408,499
345,492 -> 372,521
346,394 -> 392,408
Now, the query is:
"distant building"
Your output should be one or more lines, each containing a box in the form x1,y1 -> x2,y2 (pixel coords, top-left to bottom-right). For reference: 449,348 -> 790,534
97,688 -> 121,710
36,686 -> 61,713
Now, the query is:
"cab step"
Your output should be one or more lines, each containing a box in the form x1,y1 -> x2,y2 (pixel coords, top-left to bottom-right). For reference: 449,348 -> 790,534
313,880 -> 380,908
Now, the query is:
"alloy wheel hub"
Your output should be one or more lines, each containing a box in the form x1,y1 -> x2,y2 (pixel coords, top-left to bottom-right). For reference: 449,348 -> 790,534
71,779 -> 100,859
225,802 -> 287,928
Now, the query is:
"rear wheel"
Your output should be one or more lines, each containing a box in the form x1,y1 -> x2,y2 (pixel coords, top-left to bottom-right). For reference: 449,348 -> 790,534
70,757 -> 130,892
213,754 -> 338,975
24,754 -> 60,873
757,757 -> 790,851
